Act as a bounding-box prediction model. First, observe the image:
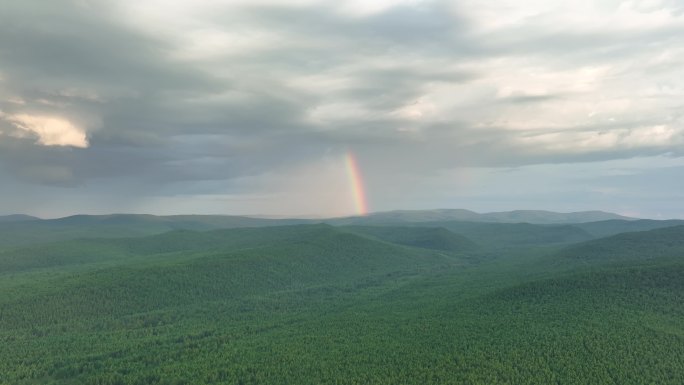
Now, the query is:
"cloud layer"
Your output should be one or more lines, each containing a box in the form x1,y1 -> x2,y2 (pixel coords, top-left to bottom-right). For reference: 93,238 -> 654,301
1,0 -> 683,217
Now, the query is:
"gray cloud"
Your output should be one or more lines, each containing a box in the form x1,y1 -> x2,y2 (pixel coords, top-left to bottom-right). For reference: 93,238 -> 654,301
1,0 -> 683,217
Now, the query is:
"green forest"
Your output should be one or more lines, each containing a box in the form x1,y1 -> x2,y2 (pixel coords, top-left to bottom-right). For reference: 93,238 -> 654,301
1,215 -> 683,384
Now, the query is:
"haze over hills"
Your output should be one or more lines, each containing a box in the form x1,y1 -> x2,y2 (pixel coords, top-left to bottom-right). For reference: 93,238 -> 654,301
410,221 -> 596,247
0,214 -> 40,223
0,214 -> 310,249
3,208 -> 636,226
573,219 -> 684,238
0,209 -> 639,250
557,225 -> 684,263
45,213 -> 310,228
329,209 -> 636,225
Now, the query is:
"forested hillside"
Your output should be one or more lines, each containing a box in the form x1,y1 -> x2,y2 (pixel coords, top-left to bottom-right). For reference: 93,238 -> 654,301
412,221 -> 594,247
557,225 -> 684,263
0,214 -> 311,249
0,210 -> 643,250
341,225 -> 478,252
1,220 -> 683,384
573,219 -> 684,238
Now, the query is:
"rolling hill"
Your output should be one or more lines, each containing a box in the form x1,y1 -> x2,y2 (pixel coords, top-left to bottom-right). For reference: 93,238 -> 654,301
329,209 -> 634,225
557,225 -> 684,264
413,220 -> 595,247
0,209 -> 632,250
0,225 -> 456,330
2,216 -> 684,384
0,214 -> 311,249
573,219 -> 684,238
0,224 -> 462,276
341,225 -> 478,253
0,214 -> 39,223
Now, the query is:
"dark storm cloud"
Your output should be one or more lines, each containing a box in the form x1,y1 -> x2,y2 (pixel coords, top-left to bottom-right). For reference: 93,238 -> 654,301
222,2 -> 472,53
0,0 -> 320,186
0,1 -> 218,92
1,0 -> 683,216
0,0 -> 226,185
0,0 -> 474,187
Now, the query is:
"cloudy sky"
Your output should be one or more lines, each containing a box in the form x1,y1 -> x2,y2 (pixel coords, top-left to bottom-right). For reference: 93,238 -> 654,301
1,0 -> 683,218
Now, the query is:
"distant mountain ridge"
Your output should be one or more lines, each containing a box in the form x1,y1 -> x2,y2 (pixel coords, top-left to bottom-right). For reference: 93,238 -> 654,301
328,209 -> 635,225
0,214 -> 40,223
4,209 -> 635,228
0,214 -> 311,249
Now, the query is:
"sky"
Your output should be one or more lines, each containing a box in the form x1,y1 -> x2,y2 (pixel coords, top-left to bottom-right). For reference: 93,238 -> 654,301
1,0 -> 683,219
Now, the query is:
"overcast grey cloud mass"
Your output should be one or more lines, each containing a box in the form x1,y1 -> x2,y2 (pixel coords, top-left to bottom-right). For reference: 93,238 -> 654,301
1,0 -> 683,218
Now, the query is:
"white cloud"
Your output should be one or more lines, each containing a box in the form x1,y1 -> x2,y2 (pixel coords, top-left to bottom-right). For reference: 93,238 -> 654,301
518,124 -> 682,153
459,0 -> 684,33
4,114 -> 89,148
337,0 -> 430,16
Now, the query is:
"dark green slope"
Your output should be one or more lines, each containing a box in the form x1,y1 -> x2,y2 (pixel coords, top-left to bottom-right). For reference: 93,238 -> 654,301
2,222 -> 684,385
417,221 -> 594,247
298,262 -> 684,385
449,263 -> 684,384
0,225 -> 454,328
574,219 -> 684,238
0,214 -> 313,249
0,226 -> 463,385
0,219 -> 163,250
341,225 -> 478,252
0,239 -> 135,274
558,225 -> 684,263
327,209 -> 632,225
112,224 -> 355,255
0,224 -> 459,275
0,214 -> 39,223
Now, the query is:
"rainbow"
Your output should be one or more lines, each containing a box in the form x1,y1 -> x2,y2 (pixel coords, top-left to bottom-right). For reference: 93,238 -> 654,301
344,152 -> 369,216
